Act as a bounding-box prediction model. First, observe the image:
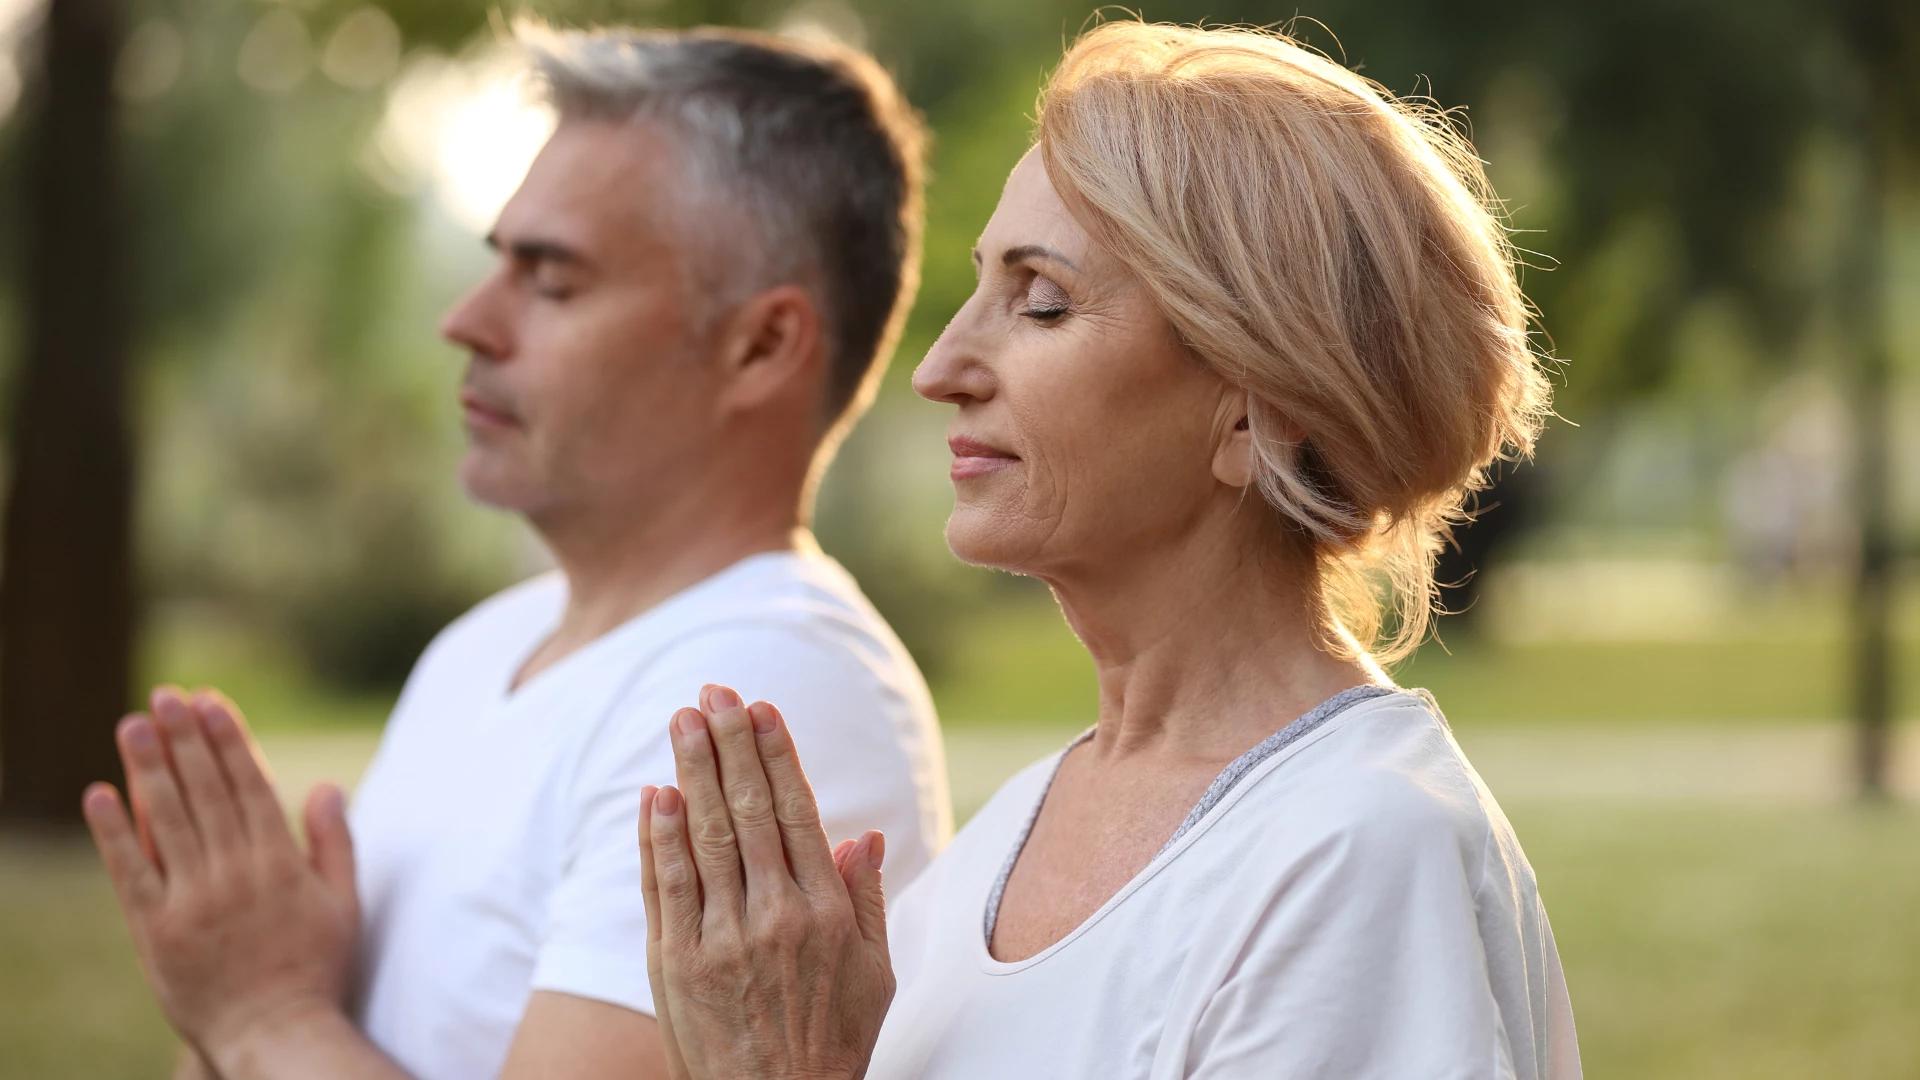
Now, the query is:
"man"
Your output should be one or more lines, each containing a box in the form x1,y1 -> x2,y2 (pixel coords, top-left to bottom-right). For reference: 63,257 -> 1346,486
81,25 -> 949,1080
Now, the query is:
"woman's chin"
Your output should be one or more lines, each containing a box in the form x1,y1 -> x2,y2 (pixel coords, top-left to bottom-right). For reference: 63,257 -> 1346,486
943,511 -> 1032,573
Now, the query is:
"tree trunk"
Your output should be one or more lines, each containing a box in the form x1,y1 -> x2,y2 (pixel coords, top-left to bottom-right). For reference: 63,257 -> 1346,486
1836,0 -> 1912,801
0,0 -> 133,825
1850,255 -> 1893,799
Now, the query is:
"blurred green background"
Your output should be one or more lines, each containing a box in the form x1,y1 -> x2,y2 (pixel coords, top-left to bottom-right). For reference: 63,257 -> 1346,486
1,0 -> 1918,1076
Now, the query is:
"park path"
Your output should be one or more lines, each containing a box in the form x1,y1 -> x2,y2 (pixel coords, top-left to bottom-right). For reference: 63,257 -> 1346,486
259,721 -> 1920,826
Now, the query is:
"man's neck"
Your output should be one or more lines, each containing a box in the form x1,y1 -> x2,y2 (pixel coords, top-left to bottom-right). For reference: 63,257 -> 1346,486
513,495 -> 808,690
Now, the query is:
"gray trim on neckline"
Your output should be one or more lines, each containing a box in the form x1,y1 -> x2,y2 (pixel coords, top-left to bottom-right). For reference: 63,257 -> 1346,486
981,684 -> 1399,948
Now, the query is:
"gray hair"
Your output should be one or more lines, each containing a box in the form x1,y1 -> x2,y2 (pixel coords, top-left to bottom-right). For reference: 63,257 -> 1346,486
520,24 -> 926,434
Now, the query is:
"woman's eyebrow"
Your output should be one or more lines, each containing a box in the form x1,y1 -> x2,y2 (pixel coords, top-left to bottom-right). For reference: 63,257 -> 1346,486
1000,244 -> 1080,272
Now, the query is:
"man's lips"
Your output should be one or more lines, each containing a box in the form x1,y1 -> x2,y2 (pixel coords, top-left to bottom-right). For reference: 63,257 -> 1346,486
459,388 -> 517,430
948,435 -> 1018,481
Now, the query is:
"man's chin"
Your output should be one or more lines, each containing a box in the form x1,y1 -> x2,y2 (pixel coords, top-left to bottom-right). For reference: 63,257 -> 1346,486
457,456 -> 539,513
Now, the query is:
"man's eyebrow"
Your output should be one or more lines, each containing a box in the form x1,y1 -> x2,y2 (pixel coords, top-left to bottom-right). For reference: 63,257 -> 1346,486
484,233 -> 589,266
999,244 -> 1079,272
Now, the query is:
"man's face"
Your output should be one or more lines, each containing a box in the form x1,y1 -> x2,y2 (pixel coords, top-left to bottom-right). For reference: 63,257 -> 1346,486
441,119 -> 722,521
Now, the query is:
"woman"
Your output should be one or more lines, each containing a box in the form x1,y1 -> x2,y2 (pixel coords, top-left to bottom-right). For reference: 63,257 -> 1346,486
637,20 -> 1579,1080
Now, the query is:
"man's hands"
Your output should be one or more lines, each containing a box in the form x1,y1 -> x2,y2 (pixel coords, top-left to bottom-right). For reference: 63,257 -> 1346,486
639,684 -> 894,1080
82,688 -> 362,1075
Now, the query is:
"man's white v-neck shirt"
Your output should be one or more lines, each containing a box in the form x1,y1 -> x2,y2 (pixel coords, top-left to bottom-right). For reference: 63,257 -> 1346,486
347,550 -> 950,1080
870,689 -> 1580,1080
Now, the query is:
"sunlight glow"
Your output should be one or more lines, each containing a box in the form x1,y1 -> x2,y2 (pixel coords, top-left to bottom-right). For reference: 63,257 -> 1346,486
374,49 -> 555,235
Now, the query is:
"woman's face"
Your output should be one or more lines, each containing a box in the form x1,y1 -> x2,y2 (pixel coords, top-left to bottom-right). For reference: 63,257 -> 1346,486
914,151 -> 1246,580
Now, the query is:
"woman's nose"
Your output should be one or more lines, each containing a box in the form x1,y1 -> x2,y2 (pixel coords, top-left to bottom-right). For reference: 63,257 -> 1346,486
913,310 -> 993,405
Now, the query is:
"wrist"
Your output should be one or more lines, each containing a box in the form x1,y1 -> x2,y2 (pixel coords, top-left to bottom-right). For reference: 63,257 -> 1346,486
202,997 -> 353,1080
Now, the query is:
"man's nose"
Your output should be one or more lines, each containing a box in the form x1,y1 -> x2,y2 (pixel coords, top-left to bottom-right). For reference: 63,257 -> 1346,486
440,272 -> 513,361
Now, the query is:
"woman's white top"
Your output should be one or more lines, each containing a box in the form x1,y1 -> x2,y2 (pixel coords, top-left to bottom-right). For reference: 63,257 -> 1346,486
870,689 -> 1581,1080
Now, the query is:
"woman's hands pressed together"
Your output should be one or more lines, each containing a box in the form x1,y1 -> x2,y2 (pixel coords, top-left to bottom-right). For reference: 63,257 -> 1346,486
640,684 -> 894,1080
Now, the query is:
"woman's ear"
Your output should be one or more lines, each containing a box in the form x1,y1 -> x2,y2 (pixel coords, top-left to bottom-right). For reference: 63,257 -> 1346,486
1213,398 -> 1308,489
1212,397 -> 1257,489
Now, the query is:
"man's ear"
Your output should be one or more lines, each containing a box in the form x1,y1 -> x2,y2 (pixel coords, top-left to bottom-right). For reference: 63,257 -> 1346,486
710,284 -> 822,415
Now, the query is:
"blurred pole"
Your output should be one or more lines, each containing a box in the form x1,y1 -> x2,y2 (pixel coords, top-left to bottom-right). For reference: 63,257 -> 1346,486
0,0 -> 132,825
1841,14 -> 1896,800
1848,206 -> 1893,801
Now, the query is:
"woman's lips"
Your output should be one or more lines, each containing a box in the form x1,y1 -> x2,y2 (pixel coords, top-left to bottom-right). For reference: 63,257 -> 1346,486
948,435 -> 1018,481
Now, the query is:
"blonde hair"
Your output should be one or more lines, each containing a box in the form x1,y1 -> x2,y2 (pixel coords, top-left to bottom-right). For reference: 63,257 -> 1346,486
1037,20 -> 1551,664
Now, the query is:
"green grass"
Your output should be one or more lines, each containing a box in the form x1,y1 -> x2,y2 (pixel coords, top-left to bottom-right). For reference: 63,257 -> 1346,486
6,801 -> 1916,1078
0,836 -> 180,1079
1512,802 -> 1920,1078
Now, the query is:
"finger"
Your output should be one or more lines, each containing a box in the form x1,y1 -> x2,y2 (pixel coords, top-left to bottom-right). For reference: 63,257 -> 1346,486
670,706 -> 746,919
118,715 -> 204,877
304,784 -> 357,906
193,690 -> 291,844
841,831 -> 891,962
700,686 -> 789,901
151,687 -> 245,858
81,783 -> 164,911
637,788 -> 688,1080
121,714 -> 160,868
638,787 -> 665,952
641,780 -> 664,941
748,700 -> 840,895
648,785 -> 705,948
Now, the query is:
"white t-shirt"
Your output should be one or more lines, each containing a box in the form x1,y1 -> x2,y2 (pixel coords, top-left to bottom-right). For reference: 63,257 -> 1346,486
870,689 -> 1580,1080
348,551 -> 950,1080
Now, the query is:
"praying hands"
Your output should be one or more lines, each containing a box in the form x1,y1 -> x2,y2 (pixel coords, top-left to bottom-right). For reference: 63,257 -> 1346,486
81,688 -> 406,1080
639,684 -> 895,1080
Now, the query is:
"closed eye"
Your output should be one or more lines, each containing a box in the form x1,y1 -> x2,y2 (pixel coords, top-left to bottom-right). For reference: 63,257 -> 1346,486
1020,274 -> 1072,321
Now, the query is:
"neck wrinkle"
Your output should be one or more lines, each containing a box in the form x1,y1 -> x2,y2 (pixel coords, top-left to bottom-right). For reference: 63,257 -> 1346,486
1048,516 -> 1379,765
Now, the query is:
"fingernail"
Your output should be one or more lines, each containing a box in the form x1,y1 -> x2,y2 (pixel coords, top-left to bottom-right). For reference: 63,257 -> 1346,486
122,718 -> 158,752
153,696 -> 192,733
673,707 -> 707,737
866,832 -> 886,871
317,784 -> 345,815
748,702 -> 777,734
202,705 -> 237,738
707,685 -> 741,711
655,786 -> 681,816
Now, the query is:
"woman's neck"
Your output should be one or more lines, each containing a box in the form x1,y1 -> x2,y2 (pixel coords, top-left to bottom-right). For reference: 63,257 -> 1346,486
1047,520 -> 1383,765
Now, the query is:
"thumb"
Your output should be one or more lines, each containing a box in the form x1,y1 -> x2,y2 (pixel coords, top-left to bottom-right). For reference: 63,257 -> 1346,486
304,783 -> 357,903
840,830 -> 890,961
